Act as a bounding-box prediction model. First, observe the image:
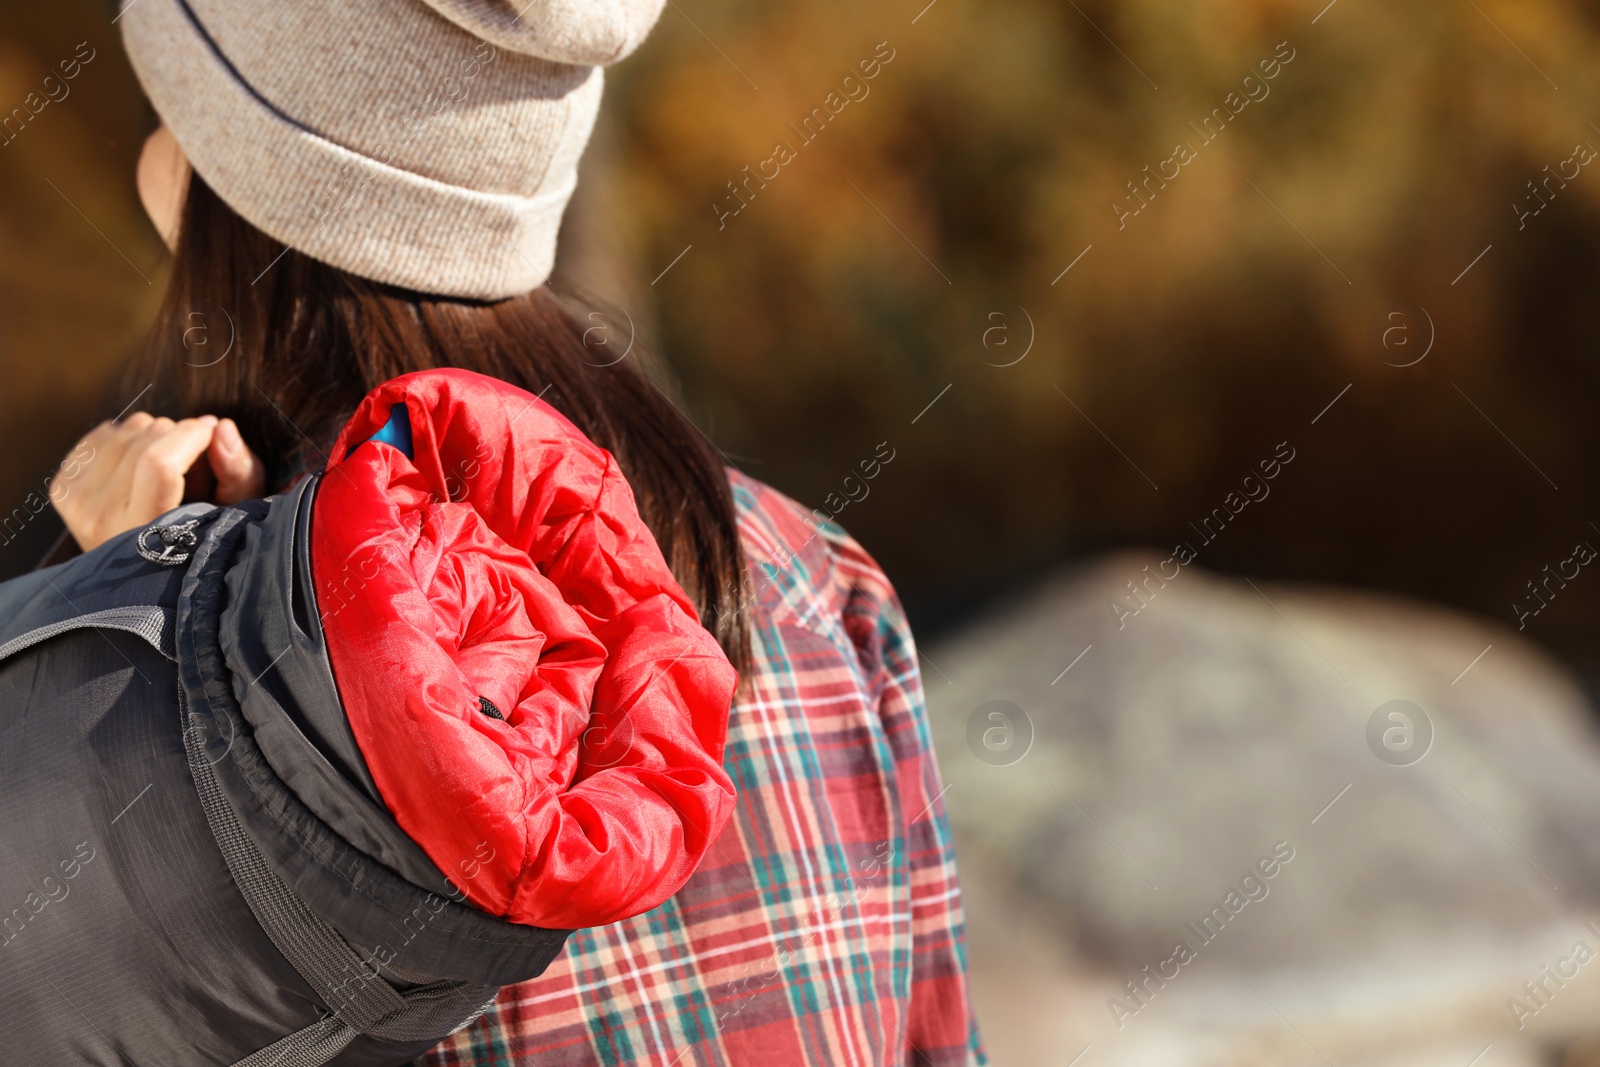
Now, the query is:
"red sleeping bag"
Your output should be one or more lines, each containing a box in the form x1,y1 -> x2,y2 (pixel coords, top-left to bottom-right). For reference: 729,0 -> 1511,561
312,369 -> 738,928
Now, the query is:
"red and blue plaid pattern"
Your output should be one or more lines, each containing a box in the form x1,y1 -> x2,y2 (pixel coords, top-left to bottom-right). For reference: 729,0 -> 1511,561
422,470 -> 986,1067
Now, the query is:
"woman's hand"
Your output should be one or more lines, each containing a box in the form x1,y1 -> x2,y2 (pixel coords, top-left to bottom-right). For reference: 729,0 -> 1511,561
50,413 -> 266,553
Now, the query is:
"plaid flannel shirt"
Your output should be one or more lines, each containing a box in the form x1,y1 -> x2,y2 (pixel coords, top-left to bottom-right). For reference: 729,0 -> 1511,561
422,470 -> 986,1067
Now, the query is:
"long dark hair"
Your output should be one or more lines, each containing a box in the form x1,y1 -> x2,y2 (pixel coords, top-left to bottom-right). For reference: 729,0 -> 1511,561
129,173 -> 751,678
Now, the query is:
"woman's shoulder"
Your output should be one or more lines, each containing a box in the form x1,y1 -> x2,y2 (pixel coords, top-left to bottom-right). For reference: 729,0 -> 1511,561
726,468 -> 909,684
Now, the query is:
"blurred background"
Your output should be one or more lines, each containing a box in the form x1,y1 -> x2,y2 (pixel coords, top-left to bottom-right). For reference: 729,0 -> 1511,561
8,0 -> 1600,1063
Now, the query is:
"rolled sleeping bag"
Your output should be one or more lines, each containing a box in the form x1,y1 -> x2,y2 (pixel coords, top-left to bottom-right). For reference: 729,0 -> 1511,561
0,369 -> 738,1066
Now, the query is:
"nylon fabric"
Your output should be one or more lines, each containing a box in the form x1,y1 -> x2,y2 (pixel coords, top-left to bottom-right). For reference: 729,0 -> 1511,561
180,686 -> 411,1032
0,441 -> 566,1063
312,369 -> 738,928
183,680 -> 502,1059
178,488 -> 571,992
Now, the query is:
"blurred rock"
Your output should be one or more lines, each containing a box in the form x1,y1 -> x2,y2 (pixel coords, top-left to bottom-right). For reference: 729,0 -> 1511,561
927,553 -> 1600,1063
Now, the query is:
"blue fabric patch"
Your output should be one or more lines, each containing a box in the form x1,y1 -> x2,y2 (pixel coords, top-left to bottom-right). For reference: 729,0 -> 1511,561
361,403 -> 414,460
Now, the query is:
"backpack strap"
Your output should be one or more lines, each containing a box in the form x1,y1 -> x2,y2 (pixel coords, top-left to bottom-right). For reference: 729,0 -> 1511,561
230,1017 -> 350,1067
181,683 -> 497,1065
0,604 -> 172,664
168,501 -> 500,1065
0,503 -> 222,666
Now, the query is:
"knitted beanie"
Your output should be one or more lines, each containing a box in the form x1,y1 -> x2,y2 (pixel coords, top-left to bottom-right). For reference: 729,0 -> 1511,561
119,0 -> 665,300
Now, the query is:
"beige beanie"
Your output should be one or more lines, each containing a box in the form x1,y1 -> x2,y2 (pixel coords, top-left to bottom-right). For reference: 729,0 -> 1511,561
119,0 -> 665,300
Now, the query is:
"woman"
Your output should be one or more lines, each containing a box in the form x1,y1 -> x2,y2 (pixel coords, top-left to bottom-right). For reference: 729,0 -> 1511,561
43,0 -> 985,1063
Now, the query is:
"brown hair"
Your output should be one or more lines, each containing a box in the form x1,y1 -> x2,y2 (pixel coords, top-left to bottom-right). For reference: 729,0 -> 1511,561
129,173 -> 752,677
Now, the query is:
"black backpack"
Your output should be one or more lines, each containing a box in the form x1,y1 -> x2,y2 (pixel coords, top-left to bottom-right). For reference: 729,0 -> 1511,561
0,476 -> 568,1066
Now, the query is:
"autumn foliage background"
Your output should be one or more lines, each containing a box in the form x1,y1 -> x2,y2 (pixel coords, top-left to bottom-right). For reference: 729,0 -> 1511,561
5,0 -> 1600,683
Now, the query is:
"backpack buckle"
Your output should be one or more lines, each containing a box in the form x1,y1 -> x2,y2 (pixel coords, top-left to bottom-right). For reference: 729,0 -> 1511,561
135,518 -> 201,566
